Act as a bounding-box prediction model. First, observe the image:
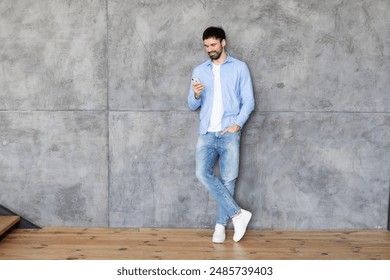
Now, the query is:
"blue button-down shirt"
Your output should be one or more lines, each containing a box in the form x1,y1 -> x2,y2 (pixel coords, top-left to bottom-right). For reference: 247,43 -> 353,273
188,55 -> 255,134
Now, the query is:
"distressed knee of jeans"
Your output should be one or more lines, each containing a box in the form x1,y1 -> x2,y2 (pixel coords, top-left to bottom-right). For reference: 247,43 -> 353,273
221,176 -> 237,186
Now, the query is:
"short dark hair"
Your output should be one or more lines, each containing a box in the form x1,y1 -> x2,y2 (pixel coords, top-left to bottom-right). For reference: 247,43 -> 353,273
202,26 -> 226,41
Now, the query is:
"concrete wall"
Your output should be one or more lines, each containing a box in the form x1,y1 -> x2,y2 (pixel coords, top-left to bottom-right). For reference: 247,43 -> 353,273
0,0 -> 389,229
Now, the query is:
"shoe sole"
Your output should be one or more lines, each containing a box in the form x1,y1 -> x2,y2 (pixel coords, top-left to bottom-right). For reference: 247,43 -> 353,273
212,239 -> 225,243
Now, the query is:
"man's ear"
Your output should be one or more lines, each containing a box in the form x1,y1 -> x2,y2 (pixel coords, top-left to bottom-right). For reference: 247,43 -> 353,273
222,39 -> 226,47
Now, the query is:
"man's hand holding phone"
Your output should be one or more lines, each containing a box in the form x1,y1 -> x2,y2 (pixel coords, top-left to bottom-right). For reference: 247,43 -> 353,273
191,77 -> 204,100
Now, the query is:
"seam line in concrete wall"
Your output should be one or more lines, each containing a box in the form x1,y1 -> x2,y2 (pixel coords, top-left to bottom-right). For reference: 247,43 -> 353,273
107,110 -> 390,115
106,0 -> 111,228
388,181 -> 390,231
0,110 -> 108,112
262,111 -> 390,113
1,110 -> 389,115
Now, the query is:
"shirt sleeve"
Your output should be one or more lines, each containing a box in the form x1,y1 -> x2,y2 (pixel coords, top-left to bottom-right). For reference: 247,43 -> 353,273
234,63 -> 255,128
187,70 -> 202,111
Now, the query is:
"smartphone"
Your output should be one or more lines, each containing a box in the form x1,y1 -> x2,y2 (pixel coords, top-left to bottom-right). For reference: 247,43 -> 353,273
191,77 -> 200,84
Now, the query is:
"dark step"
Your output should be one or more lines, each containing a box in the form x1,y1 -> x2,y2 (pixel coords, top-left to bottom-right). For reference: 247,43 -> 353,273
0,205 -> 40,229
0,216 -> 20,236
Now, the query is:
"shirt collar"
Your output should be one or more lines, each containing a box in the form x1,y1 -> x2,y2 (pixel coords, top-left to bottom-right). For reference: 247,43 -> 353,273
206,53 -> 232,67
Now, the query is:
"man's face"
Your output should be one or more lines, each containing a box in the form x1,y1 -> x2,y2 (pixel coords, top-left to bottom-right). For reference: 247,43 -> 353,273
204,37 -> 225,60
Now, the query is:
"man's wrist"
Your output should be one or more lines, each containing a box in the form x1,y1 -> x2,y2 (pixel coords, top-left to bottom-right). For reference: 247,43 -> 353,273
194,93 -> 201,100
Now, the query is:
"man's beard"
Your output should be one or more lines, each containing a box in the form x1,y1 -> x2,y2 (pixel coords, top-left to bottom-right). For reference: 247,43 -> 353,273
208,50 -> 222,60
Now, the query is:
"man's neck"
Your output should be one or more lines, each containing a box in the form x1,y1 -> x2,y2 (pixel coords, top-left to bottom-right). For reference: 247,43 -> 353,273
212,51 -> 227,65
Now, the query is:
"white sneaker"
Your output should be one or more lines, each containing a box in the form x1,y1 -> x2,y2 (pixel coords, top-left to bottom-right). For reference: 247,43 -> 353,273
212,224 -> 226,243
232,209 -> 252,242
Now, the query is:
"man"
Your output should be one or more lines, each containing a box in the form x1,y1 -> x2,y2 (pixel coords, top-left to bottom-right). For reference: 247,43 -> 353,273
188,26 -> 255,243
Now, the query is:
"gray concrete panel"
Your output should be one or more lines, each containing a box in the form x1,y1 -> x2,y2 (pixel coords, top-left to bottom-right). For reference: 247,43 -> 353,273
0,112 -> 108,227
109,0 -> 389,112
108,0 -> 204,111
0,0 -> 107,110
232,0 -> 390,112
240,112 -> 390,229
109,111 -> 216,227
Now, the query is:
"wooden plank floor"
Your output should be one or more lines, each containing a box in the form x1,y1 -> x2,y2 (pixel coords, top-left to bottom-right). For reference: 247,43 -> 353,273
0,227 -> 389,260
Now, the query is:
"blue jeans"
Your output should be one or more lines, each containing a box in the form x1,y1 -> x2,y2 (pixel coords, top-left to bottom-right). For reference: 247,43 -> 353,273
196,131 -> 241,225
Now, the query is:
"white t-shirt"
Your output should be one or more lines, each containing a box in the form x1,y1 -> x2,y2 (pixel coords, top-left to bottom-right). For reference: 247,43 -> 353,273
207,64 -> 223,132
